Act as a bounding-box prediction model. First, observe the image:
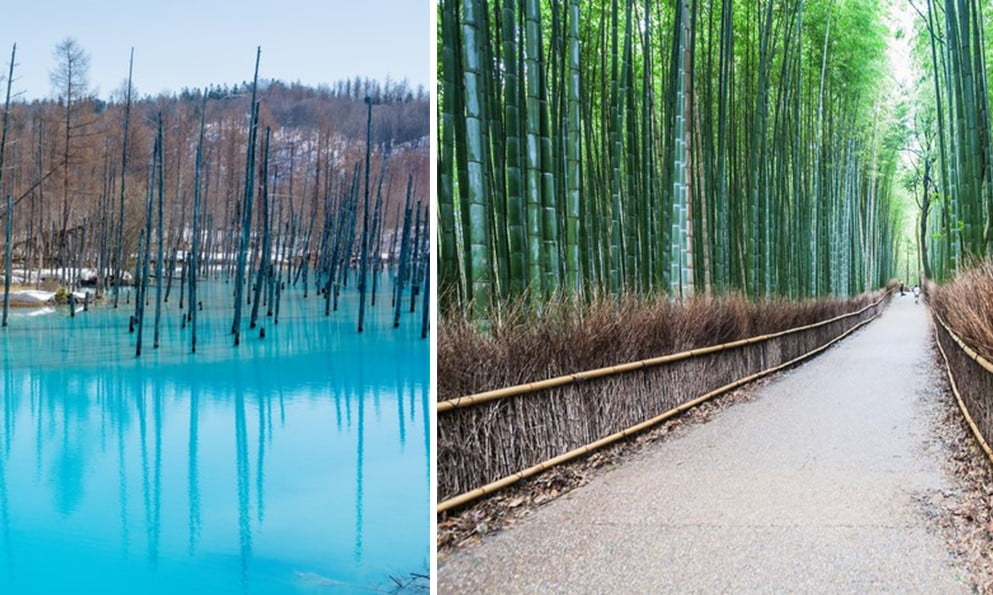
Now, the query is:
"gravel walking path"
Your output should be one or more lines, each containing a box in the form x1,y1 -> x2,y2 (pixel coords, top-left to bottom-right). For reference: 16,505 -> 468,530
438,296 -> 971,593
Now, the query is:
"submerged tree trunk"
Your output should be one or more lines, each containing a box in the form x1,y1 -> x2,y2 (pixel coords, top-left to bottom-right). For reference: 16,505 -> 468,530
1,45 -> 15,328
153,114 -> 165,349
114,49 -> 134,308
232,48 -> 261,346
357,97 -> 374,333
189,92 -> 207,353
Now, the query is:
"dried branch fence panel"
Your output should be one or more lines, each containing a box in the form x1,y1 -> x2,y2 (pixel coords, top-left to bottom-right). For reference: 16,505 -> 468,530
932,313 -> 993,463
439,293 -> 891,508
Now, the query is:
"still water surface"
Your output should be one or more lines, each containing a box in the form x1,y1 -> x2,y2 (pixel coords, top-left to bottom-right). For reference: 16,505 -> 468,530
0,275 -> 428,593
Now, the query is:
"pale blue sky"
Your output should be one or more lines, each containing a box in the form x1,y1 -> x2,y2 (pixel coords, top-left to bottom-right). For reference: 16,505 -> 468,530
1,0 -> 429,100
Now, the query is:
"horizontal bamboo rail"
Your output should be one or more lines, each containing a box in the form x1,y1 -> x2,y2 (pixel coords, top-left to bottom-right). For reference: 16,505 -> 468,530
438,301 -> 887,514
931,313 -> 993,464
438,294 -> 888,413
933,312 -> 993,375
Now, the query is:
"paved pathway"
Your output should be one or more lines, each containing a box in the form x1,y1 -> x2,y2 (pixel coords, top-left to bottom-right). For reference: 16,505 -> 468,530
438,296 -> 970,593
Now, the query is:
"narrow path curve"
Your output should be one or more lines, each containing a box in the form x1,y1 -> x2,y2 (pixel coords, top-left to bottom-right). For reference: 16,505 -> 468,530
438,296 -> 970,592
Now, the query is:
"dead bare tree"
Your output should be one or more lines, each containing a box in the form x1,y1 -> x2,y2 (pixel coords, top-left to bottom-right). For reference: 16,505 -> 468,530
50,37 -> 91,276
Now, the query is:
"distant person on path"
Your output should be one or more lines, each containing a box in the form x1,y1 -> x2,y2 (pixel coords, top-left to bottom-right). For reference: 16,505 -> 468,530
899,282 -> 906,296
912,285 -> 920,304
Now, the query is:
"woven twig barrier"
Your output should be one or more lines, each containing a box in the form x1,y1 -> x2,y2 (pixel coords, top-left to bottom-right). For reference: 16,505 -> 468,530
439,293 -> 891,513
932,313 -> 993,465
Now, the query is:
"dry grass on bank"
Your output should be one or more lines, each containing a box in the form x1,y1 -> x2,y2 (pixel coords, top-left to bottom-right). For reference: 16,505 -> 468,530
930,260 -> 993,361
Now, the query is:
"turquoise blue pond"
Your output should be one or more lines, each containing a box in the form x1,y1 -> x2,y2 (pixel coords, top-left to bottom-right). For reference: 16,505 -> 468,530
0,272 -> 429,593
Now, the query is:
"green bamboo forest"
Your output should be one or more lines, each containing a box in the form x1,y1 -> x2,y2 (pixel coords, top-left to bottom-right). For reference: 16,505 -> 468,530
439,0 -> 908,319
910,0 -> 993,281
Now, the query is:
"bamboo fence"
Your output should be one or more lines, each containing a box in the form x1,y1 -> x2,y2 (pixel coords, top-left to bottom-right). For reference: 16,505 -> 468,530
438,292 -> 891,513
931,312 -> 993,464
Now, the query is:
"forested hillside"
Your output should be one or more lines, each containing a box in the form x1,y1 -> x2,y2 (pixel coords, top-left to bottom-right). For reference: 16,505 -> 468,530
0,43 -> 428,281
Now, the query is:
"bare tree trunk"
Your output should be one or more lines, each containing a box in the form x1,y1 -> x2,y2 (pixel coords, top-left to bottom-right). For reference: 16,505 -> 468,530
1,45 -> 15,327
232,48 -> 261,346
114,49 -> 134,308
